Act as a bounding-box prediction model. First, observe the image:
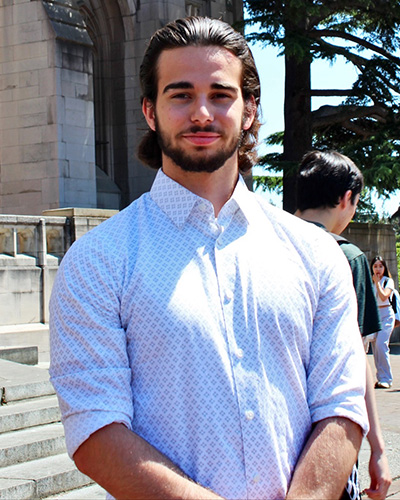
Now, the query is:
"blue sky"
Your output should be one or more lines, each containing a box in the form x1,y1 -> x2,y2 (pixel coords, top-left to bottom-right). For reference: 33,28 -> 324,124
249,41 -> 399,217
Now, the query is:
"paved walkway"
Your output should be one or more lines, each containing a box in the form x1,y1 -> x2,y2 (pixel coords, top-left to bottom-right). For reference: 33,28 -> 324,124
359,345 -> 400,498
0,326 -> 399,498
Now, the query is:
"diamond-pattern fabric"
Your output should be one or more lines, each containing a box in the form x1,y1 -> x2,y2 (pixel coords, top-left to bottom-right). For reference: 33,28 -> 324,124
50,170 -> 368,499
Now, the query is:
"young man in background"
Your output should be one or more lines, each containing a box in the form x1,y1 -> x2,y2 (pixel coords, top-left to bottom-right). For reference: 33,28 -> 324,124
296,150 -> 391,500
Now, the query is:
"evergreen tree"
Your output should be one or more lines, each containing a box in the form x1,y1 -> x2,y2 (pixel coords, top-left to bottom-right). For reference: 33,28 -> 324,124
244,1 -> 400,212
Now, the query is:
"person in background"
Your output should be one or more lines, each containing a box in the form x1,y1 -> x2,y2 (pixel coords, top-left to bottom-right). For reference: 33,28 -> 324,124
371,255 -> 395,389
49,18 -> 368,500
296,150 -> 391,500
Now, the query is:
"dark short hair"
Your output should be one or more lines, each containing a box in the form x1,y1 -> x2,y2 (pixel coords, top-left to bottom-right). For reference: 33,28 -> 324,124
370,255 -> 391,278
138,16 -> 261,174
296,150 -> 364,211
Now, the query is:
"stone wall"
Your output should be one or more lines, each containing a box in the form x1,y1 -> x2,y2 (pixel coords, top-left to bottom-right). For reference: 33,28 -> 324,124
342,222 -> 398,286
1,0 -> 59,214
0,0 -> 97,215
342,222 -> 399,343
0,215 -> 64,325
0,209 -> 116,325
0,0 -> 243,215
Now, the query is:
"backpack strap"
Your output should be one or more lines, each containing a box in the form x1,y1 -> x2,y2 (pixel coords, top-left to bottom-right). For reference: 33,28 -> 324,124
382,279 -> 397,312
330,233 -> 349,245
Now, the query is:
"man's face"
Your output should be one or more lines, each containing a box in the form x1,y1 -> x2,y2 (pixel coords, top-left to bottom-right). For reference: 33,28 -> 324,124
142,45 -> 255,174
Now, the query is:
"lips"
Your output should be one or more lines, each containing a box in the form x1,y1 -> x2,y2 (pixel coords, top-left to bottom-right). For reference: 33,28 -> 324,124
181,132 -> 221,146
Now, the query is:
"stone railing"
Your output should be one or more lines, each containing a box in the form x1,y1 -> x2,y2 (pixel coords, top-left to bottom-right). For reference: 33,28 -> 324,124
0,209 -> 117,326
0,215 -> 70,262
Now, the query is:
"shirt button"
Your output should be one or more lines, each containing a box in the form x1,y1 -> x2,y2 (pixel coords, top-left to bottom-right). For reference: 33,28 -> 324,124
236,348 -> 244,359
225,290 -> 233,303
252,474 -> 260,484
245,410 -> 254,421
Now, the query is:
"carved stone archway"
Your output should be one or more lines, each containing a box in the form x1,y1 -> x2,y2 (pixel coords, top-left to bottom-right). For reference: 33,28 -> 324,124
78,0 -> 130,208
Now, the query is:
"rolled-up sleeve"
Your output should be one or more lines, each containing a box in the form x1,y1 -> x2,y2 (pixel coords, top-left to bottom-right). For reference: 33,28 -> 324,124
307,241 -> 368,435
49,231 -> 133,457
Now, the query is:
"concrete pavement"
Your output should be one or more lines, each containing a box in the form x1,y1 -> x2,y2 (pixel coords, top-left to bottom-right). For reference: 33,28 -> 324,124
359,345 -> 400,498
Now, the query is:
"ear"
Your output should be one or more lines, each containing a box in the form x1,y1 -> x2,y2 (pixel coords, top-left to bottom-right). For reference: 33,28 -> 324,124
243,95 -> 257,131
339,190 -> 353,208
142,98 -> 156,131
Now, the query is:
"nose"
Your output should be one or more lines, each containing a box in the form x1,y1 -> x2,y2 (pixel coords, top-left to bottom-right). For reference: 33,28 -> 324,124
190,97 -> 213,124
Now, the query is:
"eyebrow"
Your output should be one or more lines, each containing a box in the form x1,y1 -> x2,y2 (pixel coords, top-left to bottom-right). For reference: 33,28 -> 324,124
162,81 -> 239,94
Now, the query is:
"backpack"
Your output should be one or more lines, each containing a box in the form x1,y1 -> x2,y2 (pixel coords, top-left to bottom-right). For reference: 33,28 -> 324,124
384,279 -> 400,328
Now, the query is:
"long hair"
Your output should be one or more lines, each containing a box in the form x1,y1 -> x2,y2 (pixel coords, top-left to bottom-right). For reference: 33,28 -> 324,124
138,16 -> 261,174
370,255 -> 391,278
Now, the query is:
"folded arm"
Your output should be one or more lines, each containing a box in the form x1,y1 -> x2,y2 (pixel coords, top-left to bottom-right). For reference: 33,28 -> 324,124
286,417 -> 363,500
74,422 -> 223,500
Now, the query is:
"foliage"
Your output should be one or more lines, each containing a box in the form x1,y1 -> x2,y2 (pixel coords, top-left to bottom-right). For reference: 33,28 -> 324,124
244,0 -> 400,209
253,174 -> 282,193
353,189 -> 381,223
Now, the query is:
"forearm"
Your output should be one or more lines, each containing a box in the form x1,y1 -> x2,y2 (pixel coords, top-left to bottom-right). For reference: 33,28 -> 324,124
286,417 -> 362,500
364,362 -> 392,499
365,362 -> 385,452
74,423 -> 223,500
375,282 -> 391,301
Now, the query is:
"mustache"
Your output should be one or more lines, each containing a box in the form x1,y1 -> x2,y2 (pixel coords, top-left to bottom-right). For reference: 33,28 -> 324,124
184,125 -> 222,134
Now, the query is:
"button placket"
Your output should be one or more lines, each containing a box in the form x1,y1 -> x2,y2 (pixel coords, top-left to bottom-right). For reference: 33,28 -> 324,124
213,214 -> 262,497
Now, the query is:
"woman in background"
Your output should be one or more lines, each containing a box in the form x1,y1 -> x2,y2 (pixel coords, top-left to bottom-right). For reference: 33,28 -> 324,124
370,256 -> 395,388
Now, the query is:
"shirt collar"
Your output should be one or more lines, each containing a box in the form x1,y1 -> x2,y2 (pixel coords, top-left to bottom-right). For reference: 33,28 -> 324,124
150,169 -> 256,229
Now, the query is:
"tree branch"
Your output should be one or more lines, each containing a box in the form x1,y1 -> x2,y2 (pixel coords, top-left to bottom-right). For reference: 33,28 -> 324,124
312,104 -> 388,128
309,29 -> 400,66
341,120 -> 374,139
307,89 -> 354,97
311,38 -> 369,69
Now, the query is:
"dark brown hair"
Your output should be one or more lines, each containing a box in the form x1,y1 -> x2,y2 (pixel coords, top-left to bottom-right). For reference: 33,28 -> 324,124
371,255 -> 391,278
138,16 -> 261,174
296,150 -> 363,211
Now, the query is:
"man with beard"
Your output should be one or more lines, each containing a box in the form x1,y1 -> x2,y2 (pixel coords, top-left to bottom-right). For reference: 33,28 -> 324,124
50,17 -> 368,500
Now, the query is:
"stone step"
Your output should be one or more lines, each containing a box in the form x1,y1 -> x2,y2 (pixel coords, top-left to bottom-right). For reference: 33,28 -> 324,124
0,422 -> 66,468
0,395 -> 60,433
0,453 -> 92,499
0,346 -> 38,366
0,359 -> 55,404
44,483 -> 107,499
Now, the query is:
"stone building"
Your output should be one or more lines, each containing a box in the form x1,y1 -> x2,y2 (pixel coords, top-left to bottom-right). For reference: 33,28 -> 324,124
0,0 -> 243,215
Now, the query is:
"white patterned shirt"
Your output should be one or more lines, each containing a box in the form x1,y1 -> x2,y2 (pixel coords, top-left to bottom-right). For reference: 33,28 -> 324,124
50,170 -> 368,500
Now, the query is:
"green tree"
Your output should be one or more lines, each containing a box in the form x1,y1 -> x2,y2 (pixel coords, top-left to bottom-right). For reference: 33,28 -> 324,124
244,1 -> 400,213
353,188 -> 380,223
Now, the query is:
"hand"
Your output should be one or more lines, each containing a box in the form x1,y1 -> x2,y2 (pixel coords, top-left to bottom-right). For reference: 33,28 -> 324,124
372,274 -> 379,285
363,450 -> 391,500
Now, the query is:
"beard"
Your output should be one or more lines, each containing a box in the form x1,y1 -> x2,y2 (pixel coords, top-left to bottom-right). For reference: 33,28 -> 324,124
155,117 -> 242,173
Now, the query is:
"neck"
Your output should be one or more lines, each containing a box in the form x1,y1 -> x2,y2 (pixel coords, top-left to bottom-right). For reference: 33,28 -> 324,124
295,208 -> 339,234
162,157 -> 239,217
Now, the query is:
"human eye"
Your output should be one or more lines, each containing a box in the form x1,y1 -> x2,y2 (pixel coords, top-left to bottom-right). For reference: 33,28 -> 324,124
212,92 -> 233,101
170,92 -> 191,100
